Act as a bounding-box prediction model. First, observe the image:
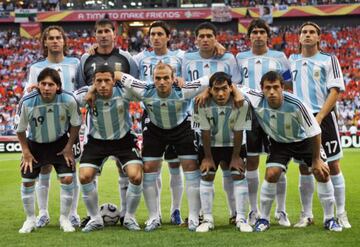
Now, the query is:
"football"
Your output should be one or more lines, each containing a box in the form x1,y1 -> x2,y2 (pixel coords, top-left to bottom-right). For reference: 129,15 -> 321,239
99,203 -> 120,226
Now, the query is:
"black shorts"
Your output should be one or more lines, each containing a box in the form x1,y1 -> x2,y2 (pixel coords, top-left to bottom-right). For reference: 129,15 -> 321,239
266,138 -> 327,171
142,119 -> 197,161
21,134 -> 73,180
246,108 -> 269,156
317,111 -> 343,162
198,145 -> 247,171
80,132 -> 142,172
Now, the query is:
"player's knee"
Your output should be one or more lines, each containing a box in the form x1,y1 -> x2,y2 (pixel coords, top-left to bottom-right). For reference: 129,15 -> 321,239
328,160 -> 341,175
299,164 -> 311,175
60,176 -> 73,185
265,167 -> 282,183
129,171 -> 142,185
40,164 -> 52,174
79,173 -> 93,184
246,156 -> 259,170
23,181 -> 35,187
314,173 -> 329,183
201,173 -> 215,182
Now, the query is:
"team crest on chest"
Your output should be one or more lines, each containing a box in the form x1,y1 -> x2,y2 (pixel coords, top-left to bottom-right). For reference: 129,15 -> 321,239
313,69 -> 321,80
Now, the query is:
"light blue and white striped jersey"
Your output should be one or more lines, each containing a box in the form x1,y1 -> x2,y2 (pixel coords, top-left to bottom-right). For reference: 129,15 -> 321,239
236,49 -> 291,90
74,84 -> 136,140
182,51 -> 241,84
121,73 -> 208,129
198,98 -> 252,147
243,89 -> 321,143
15,90 -> 81,143
289,52 -> 345,113
27,57 -> 80,92
133,49 -> 184,83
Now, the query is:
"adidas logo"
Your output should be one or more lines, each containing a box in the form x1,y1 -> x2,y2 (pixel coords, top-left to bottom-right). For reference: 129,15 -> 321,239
47,108 -> 53,113
302,62 -> 307,66
256,60 -> 261,64
204,64 -> 209,68
270,114 -> 276,119
161,103 -> 167,107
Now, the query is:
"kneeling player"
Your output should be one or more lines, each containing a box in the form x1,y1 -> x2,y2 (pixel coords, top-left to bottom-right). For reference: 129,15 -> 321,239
75,65 -> 143,232
196,72 -> 253,233
16,68 -> 81,233
244,71 -> 341,232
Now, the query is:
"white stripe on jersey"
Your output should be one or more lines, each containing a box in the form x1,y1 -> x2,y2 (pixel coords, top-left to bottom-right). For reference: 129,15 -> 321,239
198,98 -> 251,147
16,91 -> 81,143
121,73 -> 208,129
289,52 -> 345,113
27,57 -> 80,92
133,49 -> 184,83
75,85 -> 134,140
182,51 -> 241,84
236,49 -> 291,90
244,90 -> 321,143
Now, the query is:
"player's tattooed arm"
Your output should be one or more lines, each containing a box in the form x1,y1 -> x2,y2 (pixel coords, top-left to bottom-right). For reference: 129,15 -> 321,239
200,130 -> 216,177
57,125 -> 81,169
17,131 -> 37,174
229,130 -> 245,179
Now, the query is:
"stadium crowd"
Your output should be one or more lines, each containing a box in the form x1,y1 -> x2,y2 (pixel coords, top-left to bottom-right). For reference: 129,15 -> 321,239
0,24 -> 359,136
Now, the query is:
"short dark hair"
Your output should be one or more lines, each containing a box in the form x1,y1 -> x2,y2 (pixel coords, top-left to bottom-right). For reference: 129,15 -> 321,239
247,19 -> 270,38
149,21 -> 170,37
195,22 -> 217,37
41,25 -> 68,57
95,18 -> 115,31
37,67 -> 62,92
94,64 -> 114,79
260,71 -> 284,88
209,72 -> 232,87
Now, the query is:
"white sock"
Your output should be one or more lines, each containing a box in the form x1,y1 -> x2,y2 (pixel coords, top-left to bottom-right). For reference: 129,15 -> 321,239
276,172 -> 287,213
125,182 -> 142,219
246,169 -> 259,212
317,181 -> 335,222
156,170 -> 162,218
169,167 -> 183,214
118,175 -> 129,217
143,173 -> 159,220
36,173 -> 50,216
260,180 -> 276,221
69,172 -> 79,217
81,181 -> 100,219
331,173 -> 346,215
222,170 -> 236,217
21,184 -> 35,219
299,174 -> 315,218
60,182 -> 74,217
233,179 -> 249,221
200,179 -> 214,222
184,170 -> 201,226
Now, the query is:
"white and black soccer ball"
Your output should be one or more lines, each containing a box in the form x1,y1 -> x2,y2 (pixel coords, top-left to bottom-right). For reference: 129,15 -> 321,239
99,203 -> 120,226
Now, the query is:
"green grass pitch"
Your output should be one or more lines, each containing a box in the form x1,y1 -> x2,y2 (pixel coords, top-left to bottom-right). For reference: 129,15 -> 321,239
1,149 -> 359,247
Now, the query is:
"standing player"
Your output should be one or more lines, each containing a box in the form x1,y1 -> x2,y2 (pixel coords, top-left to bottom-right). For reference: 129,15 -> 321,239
182,22 -> 241,224
119,62 -> 209,231
77,18 -> 138,227
16,68 -> 81,233
133,21 -> 185,224
195,72 -> 252,233
245,71 -> 341,232
236,19 -> 292,226
26,26 -> 82,228
289,22 -> 351,228
75,64 -> 143,232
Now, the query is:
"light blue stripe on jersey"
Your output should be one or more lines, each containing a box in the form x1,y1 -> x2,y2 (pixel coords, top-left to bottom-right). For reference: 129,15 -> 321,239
53,102 -> 61,140
221,109 -> 231,146
211,106 -> 219,139
290,52 -> 344,113
237,49 -> 290,90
